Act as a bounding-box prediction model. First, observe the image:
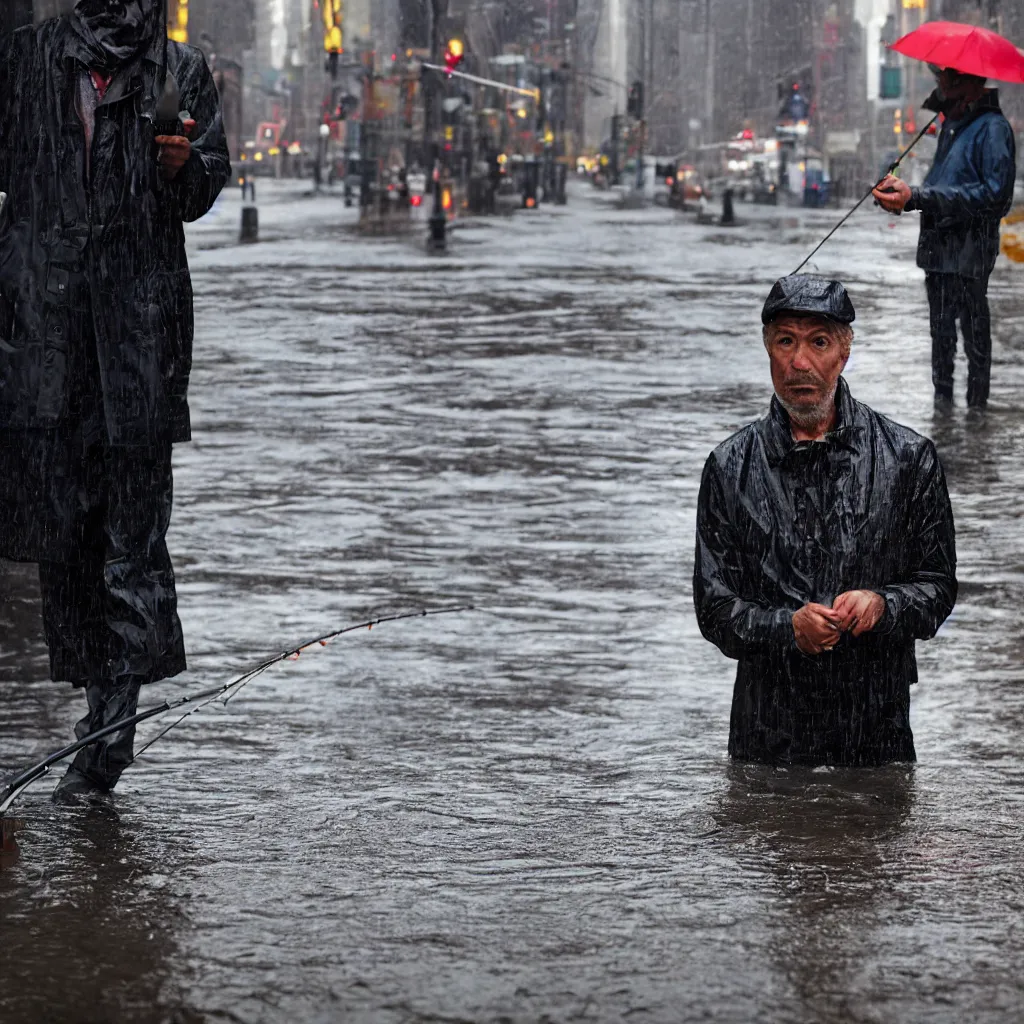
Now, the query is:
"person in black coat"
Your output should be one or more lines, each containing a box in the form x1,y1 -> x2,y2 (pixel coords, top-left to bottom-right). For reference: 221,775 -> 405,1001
0,1 -> 230,803
873,67 -> 1016,409
693,276 -> 957,766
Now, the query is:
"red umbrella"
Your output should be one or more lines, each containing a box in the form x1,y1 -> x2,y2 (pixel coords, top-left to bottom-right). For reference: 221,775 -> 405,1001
891,21 -> 1024,83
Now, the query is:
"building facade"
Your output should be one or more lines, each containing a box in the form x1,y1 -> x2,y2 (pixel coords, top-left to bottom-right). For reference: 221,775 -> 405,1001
187,0 -> 257,157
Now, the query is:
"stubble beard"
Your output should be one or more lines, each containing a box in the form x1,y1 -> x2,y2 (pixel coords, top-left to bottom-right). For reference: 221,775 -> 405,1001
779,381 -> 838,431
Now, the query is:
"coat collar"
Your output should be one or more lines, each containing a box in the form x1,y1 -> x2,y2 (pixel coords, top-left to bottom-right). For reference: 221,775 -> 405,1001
923,87 -> 1002,128
56,17 -> 166,112
59,14 -> 166,72
760,376 -> 863,467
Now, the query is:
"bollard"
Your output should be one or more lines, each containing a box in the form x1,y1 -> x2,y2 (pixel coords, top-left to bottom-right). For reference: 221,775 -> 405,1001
427,209 -> 447,252
720,187 -> 736,226
240,205 -> 259,243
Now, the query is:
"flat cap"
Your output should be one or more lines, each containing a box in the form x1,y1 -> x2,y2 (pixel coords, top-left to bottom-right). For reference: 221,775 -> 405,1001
761,274 -> 856,325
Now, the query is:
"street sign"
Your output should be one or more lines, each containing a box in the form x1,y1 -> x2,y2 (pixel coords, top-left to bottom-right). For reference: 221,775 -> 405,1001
825,130 -> 861,154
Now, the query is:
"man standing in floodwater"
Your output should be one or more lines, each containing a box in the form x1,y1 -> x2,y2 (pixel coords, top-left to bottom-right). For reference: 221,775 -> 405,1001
0,2 -> 229,802
873,65 -> 1016,410
693,276 -> 957,765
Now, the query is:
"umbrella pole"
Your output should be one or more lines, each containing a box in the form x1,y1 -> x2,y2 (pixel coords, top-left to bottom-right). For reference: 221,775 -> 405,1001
792,113 -> 940,276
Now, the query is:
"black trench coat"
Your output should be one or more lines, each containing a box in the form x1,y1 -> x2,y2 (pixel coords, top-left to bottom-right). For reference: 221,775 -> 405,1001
693,378 -> 957,766
0,17 -> 229,448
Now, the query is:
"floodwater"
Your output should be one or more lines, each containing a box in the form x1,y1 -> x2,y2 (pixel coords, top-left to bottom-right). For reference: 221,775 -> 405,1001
3,181 -> 1024,1022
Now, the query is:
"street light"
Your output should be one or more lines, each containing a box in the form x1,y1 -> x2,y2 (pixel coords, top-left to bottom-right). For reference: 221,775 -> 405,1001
444,39 -> 465,78
315,122 -> 330,193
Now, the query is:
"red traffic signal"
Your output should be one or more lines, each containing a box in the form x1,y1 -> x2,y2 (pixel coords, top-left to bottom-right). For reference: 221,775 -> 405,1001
444,38 -> 464,77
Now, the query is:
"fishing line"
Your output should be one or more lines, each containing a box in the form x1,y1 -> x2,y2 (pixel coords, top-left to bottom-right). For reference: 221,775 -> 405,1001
0,605 -> 473,816
792,113 -> 940,276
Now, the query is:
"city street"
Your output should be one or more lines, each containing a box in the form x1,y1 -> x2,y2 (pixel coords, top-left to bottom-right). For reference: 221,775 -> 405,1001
3,181 -> 1024,1022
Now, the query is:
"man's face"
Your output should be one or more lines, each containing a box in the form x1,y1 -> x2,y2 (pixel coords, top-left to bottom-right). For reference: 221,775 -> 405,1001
930,67 -> 985,112
935,69 -> 968,104
765,314 -> 849,424
75,0 -> 150,31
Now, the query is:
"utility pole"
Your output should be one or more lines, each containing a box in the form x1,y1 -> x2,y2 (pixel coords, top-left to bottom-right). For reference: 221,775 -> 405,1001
423,0 -> 446,156
635,0 -> 652,192
426,0 -> 449,251
703,0 -> 714,152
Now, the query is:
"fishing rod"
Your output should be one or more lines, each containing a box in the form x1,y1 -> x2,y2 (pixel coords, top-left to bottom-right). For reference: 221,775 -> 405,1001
0,605 -> 473,817
791,112 -> 940,276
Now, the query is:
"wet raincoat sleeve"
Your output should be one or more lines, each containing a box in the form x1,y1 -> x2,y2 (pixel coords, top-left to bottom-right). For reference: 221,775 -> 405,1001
0,34 -> 10,188
693,455 -> 795,660
167,51 -> 230,223
0,30 -> 18,340
908,117 -> 1015,224
873,440 -> 957,645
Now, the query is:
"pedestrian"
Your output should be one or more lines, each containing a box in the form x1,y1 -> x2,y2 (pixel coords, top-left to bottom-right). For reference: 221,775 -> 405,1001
873,66 -> 1016,409
693,275 -> 957,766
0,1 -> 230,803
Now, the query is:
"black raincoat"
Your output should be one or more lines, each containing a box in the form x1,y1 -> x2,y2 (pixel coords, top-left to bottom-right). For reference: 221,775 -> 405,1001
0,16 -> 229,448
0,14 -> 228,699
694,378 -> 957,766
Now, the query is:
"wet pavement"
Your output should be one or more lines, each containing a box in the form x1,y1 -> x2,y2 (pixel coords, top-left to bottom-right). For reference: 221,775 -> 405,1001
3,180 -> 1024,1022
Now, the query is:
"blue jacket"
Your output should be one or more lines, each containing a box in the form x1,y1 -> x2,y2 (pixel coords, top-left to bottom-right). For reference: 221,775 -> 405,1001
907,90 -> 1016,279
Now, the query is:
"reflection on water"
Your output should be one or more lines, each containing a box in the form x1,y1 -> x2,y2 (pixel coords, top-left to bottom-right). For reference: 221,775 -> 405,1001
1,816 -> 24,870
716,764 -> 915,1022
0,807 -> 192,1023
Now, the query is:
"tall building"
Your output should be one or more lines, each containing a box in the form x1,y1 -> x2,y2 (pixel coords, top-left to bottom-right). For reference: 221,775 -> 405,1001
186,0 -> 257,158
577,0 -> 629,148
398,0 -> 432,51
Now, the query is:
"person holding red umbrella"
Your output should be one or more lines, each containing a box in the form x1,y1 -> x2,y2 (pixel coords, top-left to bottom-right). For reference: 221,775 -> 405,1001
873,22 -> 1019,410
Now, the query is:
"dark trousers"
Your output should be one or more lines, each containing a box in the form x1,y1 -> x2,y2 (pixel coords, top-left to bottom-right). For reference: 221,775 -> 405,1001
925,271 -> 992,406
1,308 -> 187,787
36,436 -> 185,789
68,676 -> 144,790
37,440 -> 185,688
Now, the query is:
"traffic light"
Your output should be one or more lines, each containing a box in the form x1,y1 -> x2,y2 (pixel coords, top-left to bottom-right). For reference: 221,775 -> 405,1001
167,0 -> 188,43
880,65 -> 902,100
778,69 -> 812,120
330,89 -> 359,120
627,80 -> 644,119
786,84 -> 809,121
444,38 -> 464,77
321,0 -> 342,53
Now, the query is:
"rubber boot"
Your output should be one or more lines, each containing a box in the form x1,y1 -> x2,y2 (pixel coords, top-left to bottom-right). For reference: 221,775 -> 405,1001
52,677 -> 143,805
